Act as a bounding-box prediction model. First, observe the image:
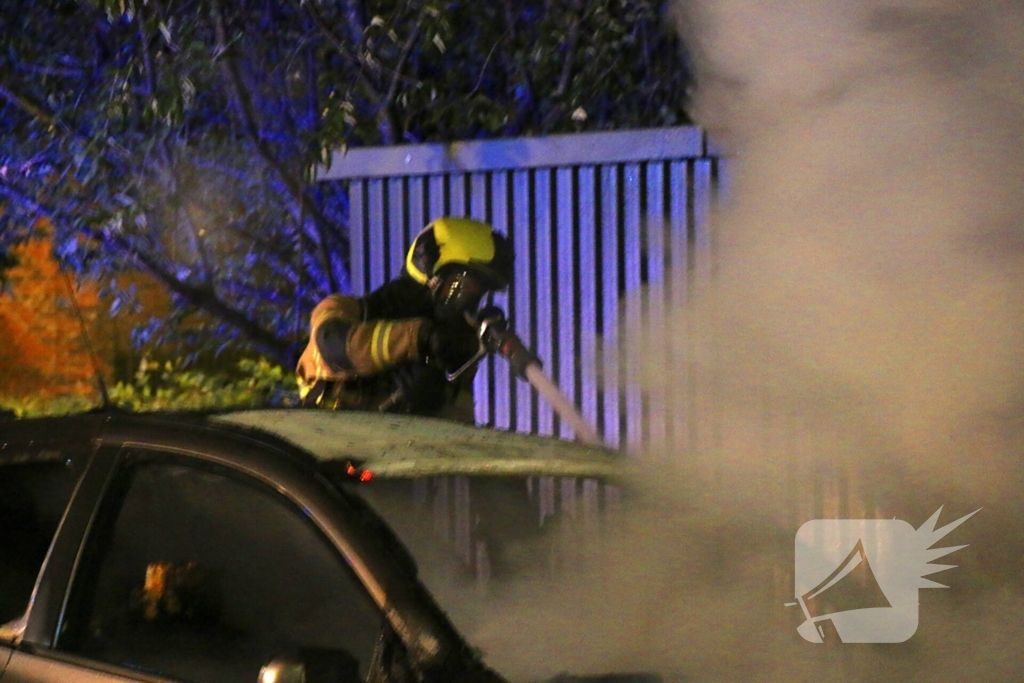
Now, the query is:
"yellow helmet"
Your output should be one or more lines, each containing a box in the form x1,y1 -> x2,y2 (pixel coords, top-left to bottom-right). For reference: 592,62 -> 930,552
405,217 -> 514,290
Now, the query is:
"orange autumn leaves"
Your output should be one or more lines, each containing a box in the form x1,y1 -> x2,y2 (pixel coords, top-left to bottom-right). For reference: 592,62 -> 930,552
0,235 -> 109,400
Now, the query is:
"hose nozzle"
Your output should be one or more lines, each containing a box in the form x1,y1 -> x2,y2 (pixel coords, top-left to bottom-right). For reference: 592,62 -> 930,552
476,306 -> 541,379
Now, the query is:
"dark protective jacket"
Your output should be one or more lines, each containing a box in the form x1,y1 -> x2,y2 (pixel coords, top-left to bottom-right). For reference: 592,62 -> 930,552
295,277 -> 476,423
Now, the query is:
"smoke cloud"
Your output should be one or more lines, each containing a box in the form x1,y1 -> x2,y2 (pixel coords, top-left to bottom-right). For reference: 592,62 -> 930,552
432,2 -> 1024,682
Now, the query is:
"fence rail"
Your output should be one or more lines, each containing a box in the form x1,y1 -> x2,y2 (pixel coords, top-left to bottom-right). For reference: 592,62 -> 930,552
317,126 -> 708,179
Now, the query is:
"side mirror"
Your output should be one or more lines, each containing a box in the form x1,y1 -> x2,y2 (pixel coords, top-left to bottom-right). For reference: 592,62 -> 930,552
259,655 -> 306,683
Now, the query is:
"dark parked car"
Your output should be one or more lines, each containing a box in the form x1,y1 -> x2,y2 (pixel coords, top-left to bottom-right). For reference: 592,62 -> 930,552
0,409 -> 621,683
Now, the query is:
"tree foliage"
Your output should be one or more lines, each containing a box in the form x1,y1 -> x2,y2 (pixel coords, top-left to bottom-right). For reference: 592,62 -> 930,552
0,0 -> 692,366
108,356 -> 298,411
0,233 -> 108,399
2,357 -> 297,416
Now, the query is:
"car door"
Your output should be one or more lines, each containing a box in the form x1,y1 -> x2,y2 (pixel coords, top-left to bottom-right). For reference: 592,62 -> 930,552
6,444 -> 387,683
0,433 -> 94,680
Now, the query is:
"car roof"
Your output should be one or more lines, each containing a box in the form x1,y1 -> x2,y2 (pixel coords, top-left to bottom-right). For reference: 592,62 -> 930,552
210,409 -> 622,480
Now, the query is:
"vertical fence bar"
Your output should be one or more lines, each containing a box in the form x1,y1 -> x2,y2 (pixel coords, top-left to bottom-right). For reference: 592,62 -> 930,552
691,158 -> 716,474
539,475 -> 556,527
692,159 -> 714,286
645,162 -> 666,285
622,163 -> 643,449
582,477 -> 599,526
490,171 -> 513,431
367,179 -> 387,292
408,176 -> 427,240
469,172 -> 492,426
449,173 -> 467,217
532,171 -> 557,438
560,477 -> 577,517
433,477 -> 451,542
428,175 -> 446,220
470,172 -> 489,221
349,180 -> 367,296
644,162 -> 667,454
669,162 -> 690,297
454,475 -> 472,565
556,166 -> 578,441
387,177 -> 406,280
577,166 -> 599,439
513,169 -> 534,435
475,538 -> 492,587
668,161 -> 691,461
534,169 -> 555,437
600,165 -> 621,448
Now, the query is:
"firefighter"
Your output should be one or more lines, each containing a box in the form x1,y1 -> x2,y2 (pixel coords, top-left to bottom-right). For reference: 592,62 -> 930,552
296,217 -> 514,422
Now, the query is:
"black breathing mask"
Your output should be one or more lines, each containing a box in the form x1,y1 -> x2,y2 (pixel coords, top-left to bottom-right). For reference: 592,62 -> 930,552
429,266 -> 490,322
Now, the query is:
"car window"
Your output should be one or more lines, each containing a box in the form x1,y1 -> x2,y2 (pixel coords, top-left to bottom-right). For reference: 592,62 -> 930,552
0,450 -> 85,627
59,455 -> 383,683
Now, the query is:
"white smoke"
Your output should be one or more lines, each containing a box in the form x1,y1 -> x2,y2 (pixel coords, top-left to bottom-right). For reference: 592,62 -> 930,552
454,2 -> 1024,682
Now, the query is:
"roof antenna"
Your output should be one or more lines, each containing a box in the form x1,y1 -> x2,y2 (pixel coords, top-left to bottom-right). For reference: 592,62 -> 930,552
57,261 -> 112,410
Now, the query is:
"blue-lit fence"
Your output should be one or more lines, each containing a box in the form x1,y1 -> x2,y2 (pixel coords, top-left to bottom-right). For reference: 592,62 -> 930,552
318,126 -> 722,451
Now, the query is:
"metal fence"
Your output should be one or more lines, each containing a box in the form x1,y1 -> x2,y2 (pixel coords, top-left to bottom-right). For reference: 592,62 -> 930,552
318,126 -> 723,452
316,129 -> 909,598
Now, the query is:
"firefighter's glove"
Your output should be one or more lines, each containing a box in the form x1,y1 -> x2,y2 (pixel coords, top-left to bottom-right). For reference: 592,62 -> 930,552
477,307 -> 541,379
476,306 -> 508,351
418,318 -> 481,373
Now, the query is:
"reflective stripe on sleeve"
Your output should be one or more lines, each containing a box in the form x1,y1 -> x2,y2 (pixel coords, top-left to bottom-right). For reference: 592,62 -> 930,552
370,323 -> 383,368
380,322 -> 394,364
371,321 -> 395,369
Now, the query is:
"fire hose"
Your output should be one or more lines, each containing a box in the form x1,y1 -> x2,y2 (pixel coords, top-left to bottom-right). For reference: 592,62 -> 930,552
444,306 -> 604,448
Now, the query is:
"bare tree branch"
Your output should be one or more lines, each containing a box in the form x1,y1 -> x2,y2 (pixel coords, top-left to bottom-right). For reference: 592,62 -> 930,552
0,80 -> 68,131
374,8 -> 425,143
467,33 -> 507,99
501,0 -> 538,135
0,178 -> 291,362
0,77 -> 133,162
211,0 -> 341,293
17,62 -> 87,78
299,0 -> 411,144
381,9 -> 423,116
134,3 -> 217,284
298,0 -> 362,67
553,0 -> 585,97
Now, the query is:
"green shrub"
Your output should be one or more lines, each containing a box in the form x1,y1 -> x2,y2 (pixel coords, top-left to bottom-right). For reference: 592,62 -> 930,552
0,394 -> 96,418
109,357 -> 299,412
2,358 -> 299,417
